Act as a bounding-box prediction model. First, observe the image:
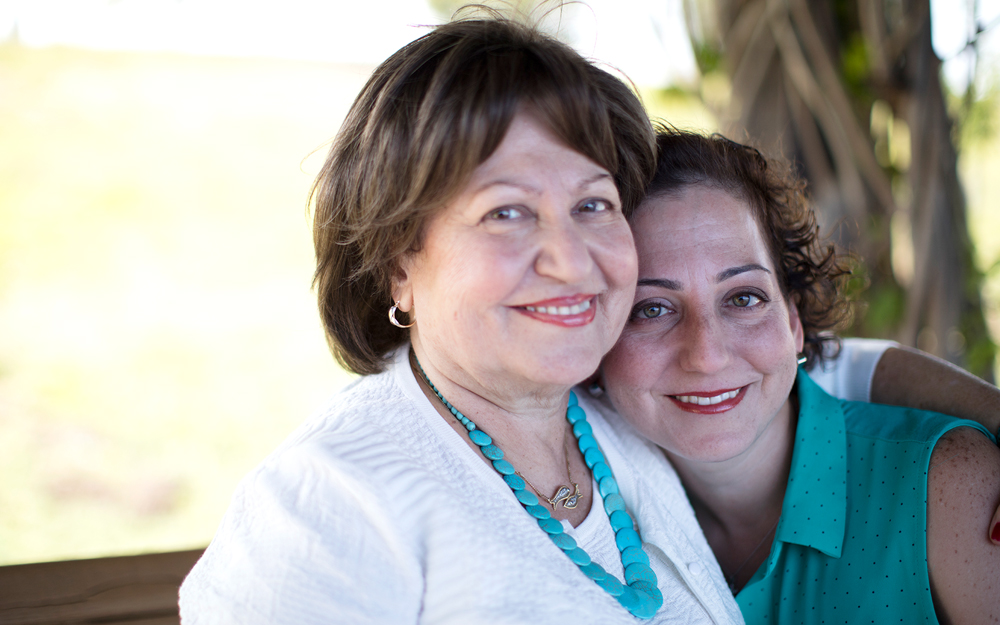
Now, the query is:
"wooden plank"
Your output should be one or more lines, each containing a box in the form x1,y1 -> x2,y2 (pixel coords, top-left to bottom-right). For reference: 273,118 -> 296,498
0,549 -> 203,625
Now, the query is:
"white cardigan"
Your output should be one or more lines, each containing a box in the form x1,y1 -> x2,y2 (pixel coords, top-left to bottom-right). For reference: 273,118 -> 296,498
179,339 -> 891,624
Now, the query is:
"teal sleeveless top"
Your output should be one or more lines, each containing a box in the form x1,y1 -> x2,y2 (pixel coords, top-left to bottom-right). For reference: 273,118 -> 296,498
735,371 -> 994,624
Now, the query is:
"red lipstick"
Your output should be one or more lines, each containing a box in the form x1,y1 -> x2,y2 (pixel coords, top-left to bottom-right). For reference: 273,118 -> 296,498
515,295 -> 596,327
668,386 -> 746,414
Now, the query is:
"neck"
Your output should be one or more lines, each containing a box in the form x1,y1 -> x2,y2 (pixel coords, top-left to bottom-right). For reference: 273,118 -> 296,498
409,344 -> 593,526
411,333 -> 574,418
668,396 -> 798,591
410,343 -> 571,439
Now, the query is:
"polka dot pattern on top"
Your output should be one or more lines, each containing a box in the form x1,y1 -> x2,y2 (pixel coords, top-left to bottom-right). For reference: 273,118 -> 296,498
735,371 -> 994,624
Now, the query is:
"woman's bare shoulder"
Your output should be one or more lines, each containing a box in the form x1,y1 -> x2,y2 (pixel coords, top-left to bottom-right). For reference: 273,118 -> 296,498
926,426 -> 1000,623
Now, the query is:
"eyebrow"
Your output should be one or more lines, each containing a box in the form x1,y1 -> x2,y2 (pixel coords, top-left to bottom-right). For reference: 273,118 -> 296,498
716,264 -> 771,282
577,172 -> 614,189
473,171 -> 613,196
637,278 -> 683,291
637,264 -> 771,292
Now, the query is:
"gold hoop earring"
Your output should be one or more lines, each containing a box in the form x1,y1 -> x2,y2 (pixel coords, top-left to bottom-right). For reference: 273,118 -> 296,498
388,302 -> 415,328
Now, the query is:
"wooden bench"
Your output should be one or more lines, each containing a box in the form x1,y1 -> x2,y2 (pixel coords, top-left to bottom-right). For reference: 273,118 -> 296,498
0,549 -> 203,625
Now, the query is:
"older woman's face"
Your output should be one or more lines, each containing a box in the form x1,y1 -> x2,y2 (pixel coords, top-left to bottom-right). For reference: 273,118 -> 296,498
396,111 -> 637,392
601,185 -> 803,463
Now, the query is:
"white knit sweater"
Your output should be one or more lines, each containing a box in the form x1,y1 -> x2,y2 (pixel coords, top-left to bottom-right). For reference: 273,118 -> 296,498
179,339 -> 890,624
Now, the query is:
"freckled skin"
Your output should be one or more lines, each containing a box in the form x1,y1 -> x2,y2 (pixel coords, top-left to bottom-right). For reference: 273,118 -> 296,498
601,186 -> 804,589
604,185 -> 1000,619
926,426 -> 1000,623
602,187 -> 803,464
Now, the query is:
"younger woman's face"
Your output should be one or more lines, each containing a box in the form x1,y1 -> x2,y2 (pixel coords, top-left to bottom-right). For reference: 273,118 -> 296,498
601,185 -> 803,464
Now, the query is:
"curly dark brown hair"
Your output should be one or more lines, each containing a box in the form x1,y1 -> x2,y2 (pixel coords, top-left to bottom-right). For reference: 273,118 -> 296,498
644,127 -> 854,368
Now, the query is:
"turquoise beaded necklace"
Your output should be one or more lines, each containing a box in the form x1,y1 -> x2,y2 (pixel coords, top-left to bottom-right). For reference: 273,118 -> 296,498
414,356 -> 664,619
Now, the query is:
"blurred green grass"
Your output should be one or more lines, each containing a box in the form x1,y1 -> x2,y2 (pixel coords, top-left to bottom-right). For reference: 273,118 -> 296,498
0,44 -> 364,564
0,43 -> 996,566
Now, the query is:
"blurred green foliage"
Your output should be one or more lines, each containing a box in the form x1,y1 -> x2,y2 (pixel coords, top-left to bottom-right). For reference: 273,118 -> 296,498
0,42 -> 355,564
691,41 -> 723,76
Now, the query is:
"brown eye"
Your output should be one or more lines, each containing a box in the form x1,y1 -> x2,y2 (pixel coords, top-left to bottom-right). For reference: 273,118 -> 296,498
731,293 -> 759,308
634,303 -> 668,319
578,199 -> 611,213
487,207 -> 523,220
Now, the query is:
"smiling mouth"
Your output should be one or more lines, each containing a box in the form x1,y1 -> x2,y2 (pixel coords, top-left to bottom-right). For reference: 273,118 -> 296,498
516,296 -> 597,327
668,386 -> 747,413
672,389 -> 740,406
524,299 -> 592,316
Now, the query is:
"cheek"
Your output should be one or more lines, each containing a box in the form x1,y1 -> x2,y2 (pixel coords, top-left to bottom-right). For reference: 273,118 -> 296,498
738,313 -> 799,372
597,226 -> 639,323
422,237 -> 521,301
602,331 -> 658,398
605,226 -> 638,286
601,335 -> 678,444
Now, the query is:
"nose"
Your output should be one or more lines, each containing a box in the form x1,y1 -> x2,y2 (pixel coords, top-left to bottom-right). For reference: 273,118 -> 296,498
534,219 -> 593,283
675,310 -> 730,374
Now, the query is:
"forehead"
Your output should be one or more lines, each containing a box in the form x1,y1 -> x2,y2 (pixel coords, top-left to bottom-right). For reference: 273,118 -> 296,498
464,111 -> 613,191
631,185 -> 773,274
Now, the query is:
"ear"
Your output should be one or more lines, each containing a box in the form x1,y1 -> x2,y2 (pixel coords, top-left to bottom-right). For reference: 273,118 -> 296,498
391,255 -> 415,313
787,299 -> 805,354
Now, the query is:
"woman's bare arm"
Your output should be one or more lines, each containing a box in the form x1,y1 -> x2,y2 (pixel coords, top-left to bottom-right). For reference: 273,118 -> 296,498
871,346 -> 1000,435
872,346 -> 1000,547
926,426 -> 1000,622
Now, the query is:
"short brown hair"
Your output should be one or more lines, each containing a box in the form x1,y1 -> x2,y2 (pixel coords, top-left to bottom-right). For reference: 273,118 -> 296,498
311,17 -> 656,375
643,128 -> 853,368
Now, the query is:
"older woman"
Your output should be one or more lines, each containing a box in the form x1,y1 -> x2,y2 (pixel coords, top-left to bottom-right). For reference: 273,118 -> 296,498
179,18 -> 746,624
179,15 -> 995,625
600,130 -> 1000,623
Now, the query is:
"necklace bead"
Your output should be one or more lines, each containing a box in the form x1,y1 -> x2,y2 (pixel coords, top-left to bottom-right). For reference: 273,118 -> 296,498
413,355 -> 663,619
492,459 -> 515,475
526,505 -> 551,520
621,545 -> 650,567
468,430 -> 491,446
514,489 -> 539,506
480,444 -> 504,460
502,474 -> 525,490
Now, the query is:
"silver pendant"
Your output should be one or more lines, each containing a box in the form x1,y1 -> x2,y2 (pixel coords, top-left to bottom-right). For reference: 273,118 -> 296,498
547,483 -> 582,509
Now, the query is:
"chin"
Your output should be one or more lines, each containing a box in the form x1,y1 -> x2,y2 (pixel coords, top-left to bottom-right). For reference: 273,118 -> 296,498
528,354 -> 601,387
533,334 -> 610,375
658,427 -> 758,464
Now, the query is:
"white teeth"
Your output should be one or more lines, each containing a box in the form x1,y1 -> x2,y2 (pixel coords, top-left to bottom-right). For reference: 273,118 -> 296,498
525,299 -> 592,315
674,390 -> 739,405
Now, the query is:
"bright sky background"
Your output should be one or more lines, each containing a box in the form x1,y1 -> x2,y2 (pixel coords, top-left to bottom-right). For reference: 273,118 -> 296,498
3,0 -> 994,91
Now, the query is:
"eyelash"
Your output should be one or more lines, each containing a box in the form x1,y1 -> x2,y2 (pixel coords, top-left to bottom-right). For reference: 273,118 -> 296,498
486,206 -> 523,221
576,198 -> 612,213
484,197 -> 614,222
630,301 -> 672,320
726,290 -> 768,309
629,289 -> 768,321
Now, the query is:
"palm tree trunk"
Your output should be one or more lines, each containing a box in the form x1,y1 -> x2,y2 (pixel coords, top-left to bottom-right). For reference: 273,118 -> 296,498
687,0 -> 994,378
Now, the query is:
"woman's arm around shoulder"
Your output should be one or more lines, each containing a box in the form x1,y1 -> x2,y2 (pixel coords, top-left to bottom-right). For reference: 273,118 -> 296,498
872,345 -> 1000,435
926,426 -> 1000,623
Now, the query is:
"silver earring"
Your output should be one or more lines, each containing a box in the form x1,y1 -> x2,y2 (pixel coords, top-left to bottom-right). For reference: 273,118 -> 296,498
587,381 -> 604,398
796,353 -> 807,366
388,302 -> 415,328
